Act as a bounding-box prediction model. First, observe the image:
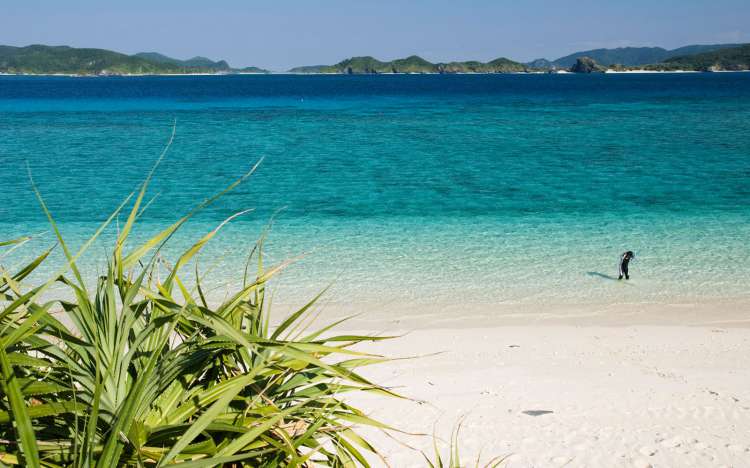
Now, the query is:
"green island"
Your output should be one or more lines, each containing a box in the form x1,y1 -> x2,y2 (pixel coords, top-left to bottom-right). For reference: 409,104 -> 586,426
567,44 -> 750,73
646,44 -> 750,71
545,43 -> 743,68
291,44 -> 750,74
0,45 -> 269,75
1,43 -> 749,76
288,55 -> 527,74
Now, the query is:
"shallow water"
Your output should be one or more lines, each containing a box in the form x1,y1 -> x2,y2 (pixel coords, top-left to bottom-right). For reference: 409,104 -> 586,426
1,74 -> 749,314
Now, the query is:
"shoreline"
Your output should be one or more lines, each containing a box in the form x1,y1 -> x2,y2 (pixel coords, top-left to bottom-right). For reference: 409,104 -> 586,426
0,72 -> 269,77
273,297 -> 750,332
2,70 -> 750,77
348,324 -> 750,467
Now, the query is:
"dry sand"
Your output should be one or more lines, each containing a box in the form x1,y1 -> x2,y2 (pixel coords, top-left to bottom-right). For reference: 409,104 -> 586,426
344,321 -> 750,467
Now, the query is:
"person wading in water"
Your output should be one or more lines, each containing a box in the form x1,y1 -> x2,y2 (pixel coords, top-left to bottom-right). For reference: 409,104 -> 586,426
618,251 -> 635,280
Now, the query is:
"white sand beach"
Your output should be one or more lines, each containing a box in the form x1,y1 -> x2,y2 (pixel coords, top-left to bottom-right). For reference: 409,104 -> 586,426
344,310 -> 750,467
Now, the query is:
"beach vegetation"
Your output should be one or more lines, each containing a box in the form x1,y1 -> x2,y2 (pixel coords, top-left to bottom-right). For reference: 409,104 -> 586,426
0,153 -> 395,466
422,423 -> 508,468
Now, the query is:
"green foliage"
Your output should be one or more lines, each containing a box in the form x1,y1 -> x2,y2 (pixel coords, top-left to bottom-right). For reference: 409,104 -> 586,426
287,43 -> 747,74
422,423 -> 508,468
0,147 -> 395,466
436,58 -> 526,74
483,58 -> 527,73
325,56 -> 392,74
551,46 -> 670,68
0,45 -> 269,75
562,44 -> 750,72
133,52 -> 232,71
657,44 -> 750,71
0,45 -> 179,75
548,43 -> 744,68
391,56 -> 437,73
291,55 -> 527,74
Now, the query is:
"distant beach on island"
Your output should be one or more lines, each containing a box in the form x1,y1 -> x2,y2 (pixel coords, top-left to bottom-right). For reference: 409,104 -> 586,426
2,42 -> 749,75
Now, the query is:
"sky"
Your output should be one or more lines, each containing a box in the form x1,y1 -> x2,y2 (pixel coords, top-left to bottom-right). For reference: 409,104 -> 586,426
3,0 -> 750,71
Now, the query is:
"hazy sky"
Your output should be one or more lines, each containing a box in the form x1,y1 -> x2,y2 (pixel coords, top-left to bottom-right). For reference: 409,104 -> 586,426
3,0 -> 749,70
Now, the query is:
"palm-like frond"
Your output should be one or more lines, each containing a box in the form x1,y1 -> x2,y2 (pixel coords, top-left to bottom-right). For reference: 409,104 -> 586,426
1,154 -> 395,467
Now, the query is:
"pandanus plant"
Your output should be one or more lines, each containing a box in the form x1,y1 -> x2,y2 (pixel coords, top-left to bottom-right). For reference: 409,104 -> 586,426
0,133 -> 396,467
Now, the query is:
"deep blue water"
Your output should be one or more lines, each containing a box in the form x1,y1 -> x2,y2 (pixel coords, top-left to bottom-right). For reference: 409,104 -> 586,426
1,74 -> 749,311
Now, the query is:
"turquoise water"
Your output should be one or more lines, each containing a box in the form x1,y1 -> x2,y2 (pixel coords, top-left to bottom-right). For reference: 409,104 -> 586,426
1,74 -> 749,313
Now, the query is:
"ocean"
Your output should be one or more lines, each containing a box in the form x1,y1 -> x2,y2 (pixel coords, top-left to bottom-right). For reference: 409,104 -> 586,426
1,74 -> 749,319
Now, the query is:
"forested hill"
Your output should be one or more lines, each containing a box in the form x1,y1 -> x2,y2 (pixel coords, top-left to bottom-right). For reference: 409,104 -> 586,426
653,44 -> 750,71
0,45 -> 268,75
288,55 -> 527,74
546,43 -> 743,67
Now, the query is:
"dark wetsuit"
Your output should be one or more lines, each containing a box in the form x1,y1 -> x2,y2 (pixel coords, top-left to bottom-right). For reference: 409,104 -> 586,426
618,251 -> 634,280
